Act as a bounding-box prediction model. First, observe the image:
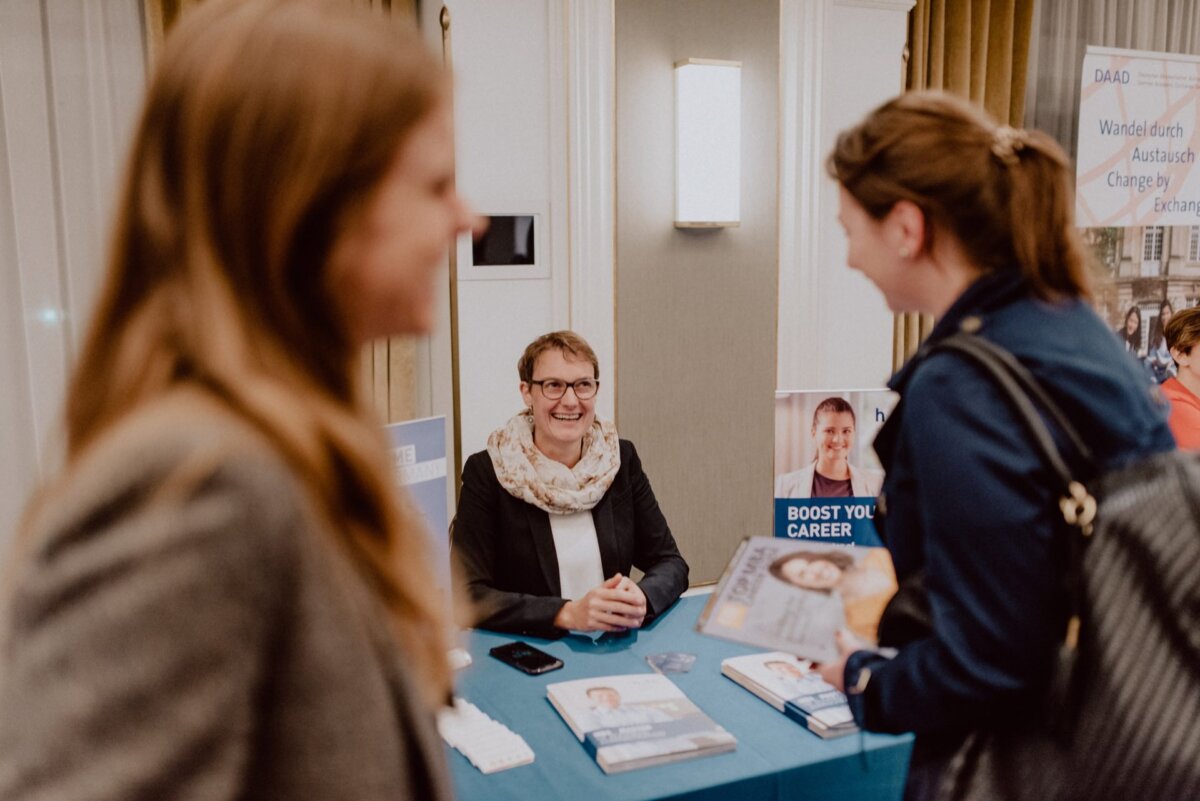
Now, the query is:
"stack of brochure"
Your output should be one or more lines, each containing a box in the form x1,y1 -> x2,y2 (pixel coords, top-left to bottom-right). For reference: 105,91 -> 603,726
546,673 -> 736,774
437,697 -> 535,773
721,652 -> 857,739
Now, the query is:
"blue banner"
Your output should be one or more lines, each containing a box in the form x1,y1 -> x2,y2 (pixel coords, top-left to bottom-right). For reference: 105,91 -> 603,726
773,498 -> 882,546
384,416 -> 450,592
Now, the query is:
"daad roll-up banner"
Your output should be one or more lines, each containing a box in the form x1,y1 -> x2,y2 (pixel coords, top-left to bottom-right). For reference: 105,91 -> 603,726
773,390 -> 897,546
1077,45 -> 1200,227
384,416 -> 451,593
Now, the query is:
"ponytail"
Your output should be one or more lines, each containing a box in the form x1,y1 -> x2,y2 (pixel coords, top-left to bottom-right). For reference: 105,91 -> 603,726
999,128 -> 1092,299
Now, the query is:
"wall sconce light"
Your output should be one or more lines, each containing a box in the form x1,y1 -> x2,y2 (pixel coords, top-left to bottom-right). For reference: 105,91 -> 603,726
674,58 -> 741,229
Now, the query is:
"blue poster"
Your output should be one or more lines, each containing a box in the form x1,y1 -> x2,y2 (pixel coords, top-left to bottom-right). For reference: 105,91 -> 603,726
384,416 -> 450,593
774,498 -> 881,546
773,390 -> 897,547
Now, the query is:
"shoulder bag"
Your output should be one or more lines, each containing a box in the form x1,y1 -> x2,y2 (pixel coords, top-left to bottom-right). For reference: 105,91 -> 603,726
924,332 -> 1200,801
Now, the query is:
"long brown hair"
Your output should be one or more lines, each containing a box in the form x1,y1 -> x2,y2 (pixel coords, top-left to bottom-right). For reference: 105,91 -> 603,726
61,0 -> 452,703
827,91 -> 1091,301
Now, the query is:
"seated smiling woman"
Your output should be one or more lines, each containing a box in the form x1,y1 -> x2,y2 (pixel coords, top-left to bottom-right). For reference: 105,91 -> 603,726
451,331 -> 688,636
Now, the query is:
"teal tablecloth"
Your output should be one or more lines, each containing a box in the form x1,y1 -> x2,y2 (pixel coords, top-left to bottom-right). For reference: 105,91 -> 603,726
448,594 -> 912,801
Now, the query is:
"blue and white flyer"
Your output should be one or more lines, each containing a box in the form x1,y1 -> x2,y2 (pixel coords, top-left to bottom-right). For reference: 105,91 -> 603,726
384,415 -> 450,593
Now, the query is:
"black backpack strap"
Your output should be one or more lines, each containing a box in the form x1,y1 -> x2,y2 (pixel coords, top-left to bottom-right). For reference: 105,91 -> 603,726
925,334 -> 1098,537
922,331 -> 1097,728
929,334 -> 1094,475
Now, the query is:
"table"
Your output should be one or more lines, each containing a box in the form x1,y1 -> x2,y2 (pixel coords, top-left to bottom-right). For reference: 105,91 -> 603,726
448,594 -> 912,801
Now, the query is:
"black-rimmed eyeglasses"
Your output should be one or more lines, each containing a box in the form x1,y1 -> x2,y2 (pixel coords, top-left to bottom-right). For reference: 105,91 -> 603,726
528,378 -> 599,400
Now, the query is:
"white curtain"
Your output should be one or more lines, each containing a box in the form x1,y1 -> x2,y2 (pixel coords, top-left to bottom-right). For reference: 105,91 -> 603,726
0,0 -> 145,546
1025,0 -> 1200,157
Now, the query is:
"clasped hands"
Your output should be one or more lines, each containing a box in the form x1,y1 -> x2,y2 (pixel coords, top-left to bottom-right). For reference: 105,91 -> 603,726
554,573 -> 647,632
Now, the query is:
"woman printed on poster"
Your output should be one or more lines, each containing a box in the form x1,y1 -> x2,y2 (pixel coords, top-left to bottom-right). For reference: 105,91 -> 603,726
774,397 -> 882,499
1147,299 -> 1176,384
1117,305 -> 1146,358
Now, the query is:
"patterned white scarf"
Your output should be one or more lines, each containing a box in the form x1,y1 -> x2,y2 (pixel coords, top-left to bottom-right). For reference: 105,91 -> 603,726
486,410 -> 621,514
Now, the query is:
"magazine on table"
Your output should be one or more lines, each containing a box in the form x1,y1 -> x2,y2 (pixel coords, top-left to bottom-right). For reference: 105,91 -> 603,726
545,673 -> 736,774
721,651 -> 856,739
697,536 -> 897,663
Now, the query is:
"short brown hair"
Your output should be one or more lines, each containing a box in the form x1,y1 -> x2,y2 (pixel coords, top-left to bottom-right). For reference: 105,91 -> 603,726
1165,306 -> 1200,359
518,331 -> 599,382
827,91 -> 1091,301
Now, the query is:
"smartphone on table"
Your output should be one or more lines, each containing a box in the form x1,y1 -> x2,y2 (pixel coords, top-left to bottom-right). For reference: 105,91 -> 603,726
489,641 -> 564,675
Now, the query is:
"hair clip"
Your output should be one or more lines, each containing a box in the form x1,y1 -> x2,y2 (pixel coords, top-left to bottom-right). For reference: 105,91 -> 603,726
991,125 -> 1027,166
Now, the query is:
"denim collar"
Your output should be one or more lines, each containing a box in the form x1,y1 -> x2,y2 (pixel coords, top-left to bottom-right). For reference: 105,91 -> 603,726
887,269 -> 1030,394
873,270 -> 1031,476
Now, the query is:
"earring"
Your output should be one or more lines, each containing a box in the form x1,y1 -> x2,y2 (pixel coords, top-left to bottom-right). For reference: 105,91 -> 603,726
898,246 -> 911,258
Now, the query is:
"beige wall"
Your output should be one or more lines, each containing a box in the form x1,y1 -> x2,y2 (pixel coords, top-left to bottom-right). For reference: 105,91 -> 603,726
615,0 -> 778,584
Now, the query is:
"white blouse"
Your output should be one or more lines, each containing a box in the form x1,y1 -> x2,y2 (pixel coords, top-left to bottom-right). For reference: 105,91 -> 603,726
548,510 -> 604,600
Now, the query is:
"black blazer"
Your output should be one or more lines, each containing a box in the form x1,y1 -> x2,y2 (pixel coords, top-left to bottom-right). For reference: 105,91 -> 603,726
451,440 -> 688,636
